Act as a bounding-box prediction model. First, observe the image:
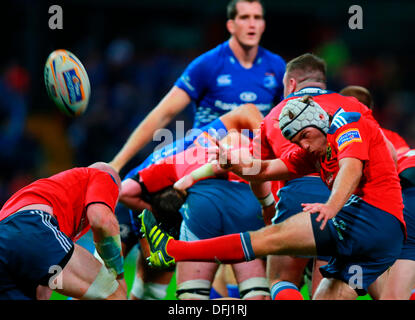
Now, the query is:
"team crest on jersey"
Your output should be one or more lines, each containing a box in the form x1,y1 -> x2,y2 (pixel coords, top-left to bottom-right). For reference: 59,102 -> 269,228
217,74 -> 232,86
336,128 -> 362,151
264,73 -> 277,89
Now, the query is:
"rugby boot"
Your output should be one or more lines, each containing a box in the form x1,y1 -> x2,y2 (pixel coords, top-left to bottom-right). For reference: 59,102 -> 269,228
139,209 -> 176,269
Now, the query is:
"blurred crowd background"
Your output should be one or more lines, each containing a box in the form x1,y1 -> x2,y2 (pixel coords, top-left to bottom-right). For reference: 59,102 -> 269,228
1,0 -> 414,206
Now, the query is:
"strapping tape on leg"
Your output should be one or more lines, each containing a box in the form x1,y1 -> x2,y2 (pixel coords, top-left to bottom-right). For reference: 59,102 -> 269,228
238,277 -> 270,299
130,274 -> 168,300
82,265 -> 119,300
176,279 -> 211,300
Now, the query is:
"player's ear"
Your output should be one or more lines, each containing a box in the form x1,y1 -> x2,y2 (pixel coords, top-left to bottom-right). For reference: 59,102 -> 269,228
226,19 -> 235,34
288,78 -> 297,95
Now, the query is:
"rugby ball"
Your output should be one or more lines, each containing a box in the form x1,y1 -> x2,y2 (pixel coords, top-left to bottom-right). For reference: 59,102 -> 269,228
44,49 -> 90,116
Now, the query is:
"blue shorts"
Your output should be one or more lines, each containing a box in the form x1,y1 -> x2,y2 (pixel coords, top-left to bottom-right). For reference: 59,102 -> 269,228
272,176 -> 330,225
179,179 -> 264,240
272,176 -> 331,261
400,186 -> 415,260
311,196 -> 404,295
0,210 -> 74,300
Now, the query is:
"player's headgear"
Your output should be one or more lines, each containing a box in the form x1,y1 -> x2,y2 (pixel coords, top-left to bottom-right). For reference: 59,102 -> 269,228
279,95 -> 330,140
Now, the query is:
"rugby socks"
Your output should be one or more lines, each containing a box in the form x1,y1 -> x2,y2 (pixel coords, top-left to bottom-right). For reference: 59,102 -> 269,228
166,232 -> 255,263
271,281 -> 304,300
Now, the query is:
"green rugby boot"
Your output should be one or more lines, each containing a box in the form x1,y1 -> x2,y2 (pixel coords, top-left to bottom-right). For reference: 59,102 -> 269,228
139,209 -> 176,269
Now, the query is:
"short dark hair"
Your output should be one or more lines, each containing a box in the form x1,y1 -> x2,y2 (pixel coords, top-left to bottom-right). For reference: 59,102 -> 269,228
339,85 -> 374,109
149,186 -> 185,239
286,53 -> 327,84
227,0 -> 265,20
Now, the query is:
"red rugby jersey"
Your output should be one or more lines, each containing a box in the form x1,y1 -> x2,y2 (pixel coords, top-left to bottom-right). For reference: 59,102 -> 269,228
251,87 -> 377,200
0,168 -> 119,241
382,128 -> 410,155
380,128 -> 413,175
280,109 -> 405,229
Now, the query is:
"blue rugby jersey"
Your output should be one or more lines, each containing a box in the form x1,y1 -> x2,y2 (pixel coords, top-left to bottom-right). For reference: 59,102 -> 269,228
175,41 -> 285,128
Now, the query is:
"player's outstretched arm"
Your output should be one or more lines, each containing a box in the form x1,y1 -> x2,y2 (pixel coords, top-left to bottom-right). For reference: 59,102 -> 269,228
215,139 -> 291,182
173,160 -> 226,193
110,86 -> 191,172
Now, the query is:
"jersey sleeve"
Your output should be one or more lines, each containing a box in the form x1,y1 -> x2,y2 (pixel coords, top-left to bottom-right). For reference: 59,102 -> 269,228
139,161 -> 178,193
174,53 -> 214,101
333,122 -> 370,162
85,171 -> 119,213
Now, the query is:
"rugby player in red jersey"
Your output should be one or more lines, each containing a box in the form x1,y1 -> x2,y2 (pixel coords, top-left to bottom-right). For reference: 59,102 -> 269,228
140,95 -> 406,300
0,162 -> 126,300
249,54 -> 383,299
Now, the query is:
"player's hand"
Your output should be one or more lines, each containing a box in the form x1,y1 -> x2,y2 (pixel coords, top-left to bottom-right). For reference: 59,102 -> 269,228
211,138 -> 250,174
173,174 -> 194,194
211,139 -> 233,170
301,202 -> 338,230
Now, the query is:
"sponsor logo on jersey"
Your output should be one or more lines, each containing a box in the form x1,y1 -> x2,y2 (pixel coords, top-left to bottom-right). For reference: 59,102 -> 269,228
240,91 -> 257,102
213,100 -> 270,112
217,74 -> 232,86
336,128 -> 362,151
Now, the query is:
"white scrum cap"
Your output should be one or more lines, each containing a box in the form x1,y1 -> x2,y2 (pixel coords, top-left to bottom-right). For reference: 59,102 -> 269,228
279,96 -> 330,140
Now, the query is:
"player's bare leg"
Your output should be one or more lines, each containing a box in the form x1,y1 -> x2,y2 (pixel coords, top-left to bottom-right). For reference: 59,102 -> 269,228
313,278 -> 358,300
55,244 -> 127,299
310,258 -> 328,298
130,248 -> 173,300
232,259 -> 270,300
379,259 -> 415,300
267,255 -> 309,289
176,261 -> 219,300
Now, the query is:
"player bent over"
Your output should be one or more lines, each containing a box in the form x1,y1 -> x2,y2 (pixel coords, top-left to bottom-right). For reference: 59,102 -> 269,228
0,162 -> 127,300
140,96 -> 406,300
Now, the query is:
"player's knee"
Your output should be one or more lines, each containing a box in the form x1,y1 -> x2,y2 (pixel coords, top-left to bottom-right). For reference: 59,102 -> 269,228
130,274 -> 168,300
176,279 -> 211,300
81,265 -> 120,300
238,277 -> 270,300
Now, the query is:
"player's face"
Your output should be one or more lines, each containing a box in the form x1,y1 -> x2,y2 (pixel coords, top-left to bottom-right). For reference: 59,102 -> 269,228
291,127 -> 327,158
229,1 -> 265,48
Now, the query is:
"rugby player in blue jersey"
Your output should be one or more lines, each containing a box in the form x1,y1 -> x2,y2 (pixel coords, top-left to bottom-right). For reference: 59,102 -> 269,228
110,0 -> 285,173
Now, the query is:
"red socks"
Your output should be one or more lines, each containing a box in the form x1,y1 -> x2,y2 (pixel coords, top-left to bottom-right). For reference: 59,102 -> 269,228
166,233 -> 253,263
271,281 -> 304,300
